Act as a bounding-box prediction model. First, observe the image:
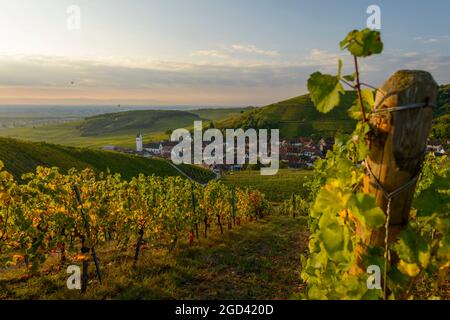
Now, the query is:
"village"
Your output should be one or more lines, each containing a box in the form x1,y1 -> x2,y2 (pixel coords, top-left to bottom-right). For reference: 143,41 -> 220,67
102,131 -> 448,175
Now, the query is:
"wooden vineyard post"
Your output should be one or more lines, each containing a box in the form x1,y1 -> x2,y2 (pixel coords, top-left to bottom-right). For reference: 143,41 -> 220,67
363,70 -> 438,246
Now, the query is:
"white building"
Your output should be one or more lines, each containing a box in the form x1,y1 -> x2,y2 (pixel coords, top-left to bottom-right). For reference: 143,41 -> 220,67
136,131 -> 143,152
143,142 -> 161,154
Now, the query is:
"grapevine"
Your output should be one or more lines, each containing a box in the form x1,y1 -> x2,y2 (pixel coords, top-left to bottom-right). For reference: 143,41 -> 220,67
0,160 -> 270,284
301,28 -> 450,300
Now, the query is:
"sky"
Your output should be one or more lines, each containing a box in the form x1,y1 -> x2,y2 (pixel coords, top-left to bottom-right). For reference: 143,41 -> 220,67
0,0 -> 449,106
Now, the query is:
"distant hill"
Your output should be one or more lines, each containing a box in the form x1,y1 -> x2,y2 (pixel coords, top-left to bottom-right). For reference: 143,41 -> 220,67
0,107 -> 248,148
437,84 -> 450,116
78,108 -> 248,137
217,85 -> 450,139
78,110 -> 199,136
0,137 -> 214,182
431,85 -> 450,141
217,92 -> 357,139
0,87 -> 447,148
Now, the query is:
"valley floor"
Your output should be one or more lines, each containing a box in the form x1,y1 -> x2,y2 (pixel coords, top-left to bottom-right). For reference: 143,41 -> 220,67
0,215 -> 309,300
221,169 -> 312,203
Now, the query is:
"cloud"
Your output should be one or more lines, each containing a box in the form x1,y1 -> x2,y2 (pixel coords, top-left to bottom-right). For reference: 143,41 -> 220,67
228,44 -> 279,57
0,50 -> 449,105
414,35 -> 450,44
401,52 -> 419,58
190,50 -> 230,59
0,54 -> 311,105
191,44 -> 280,61
301,49 -> 345,67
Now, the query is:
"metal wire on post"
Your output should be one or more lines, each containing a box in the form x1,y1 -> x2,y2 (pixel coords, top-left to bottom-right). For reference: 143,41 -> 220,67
365,161 -> 421,300
370,102 -> 435,115
383,198 -> 391,300
366,101 -> 432,297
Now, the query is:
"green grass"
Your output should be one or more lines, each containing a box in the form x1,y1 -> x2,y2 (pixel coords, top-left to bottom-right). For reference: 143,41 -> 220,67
221,169 -> 313,203
0,137 -> 213,182
0,215 -> 309,300
78,108 -> 248,137
78,110 -> 201,136
190,107 -> 248,121
0,108 -> 248,149
0,121 -> 168,149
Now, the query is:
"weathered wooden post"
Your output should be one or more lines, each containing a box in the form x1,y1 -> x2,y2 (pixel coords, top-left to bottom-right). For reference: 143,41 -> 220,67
363,70 -> 438,246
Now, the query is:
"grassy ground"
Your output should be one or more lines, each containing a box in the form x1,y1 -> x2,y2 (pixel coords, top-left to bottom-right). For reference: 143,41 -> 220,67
0,122 -> 167,149
0,108 -> 248,149
221,169 -> 313,203
0,215 -> 309,300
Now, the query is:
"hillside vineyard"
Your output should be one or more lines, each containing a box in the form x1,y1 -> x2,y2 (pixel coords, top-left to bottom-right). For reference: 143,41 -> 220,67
0,161 -> 271,275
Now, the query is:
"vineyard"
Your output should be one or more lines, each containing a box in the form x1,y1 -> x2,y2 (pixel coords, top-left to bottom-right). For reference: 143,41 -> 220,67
0,161 -> 270,293
1,27 -> 449,301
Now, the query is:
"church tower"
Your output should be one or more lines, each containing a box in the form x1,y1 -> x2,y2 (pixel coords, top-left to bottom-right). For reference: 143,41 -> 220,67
136,131 -> 143,152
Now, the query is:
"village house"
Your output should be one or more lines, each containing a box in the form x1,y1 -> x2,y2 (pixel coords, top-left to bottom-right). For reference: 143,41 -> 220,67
427,139 -> 446,156
160,141 -> 179,158
319,137 -> 335,155
143,142 -> 161,155
132,130 -> 336,171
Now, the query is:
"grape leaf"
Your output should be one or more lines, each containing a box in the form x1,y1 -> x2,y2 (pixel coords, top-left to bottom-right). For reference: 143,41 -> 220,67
347,121 -> 371,161
348,89 -> 374,120
398,260 -> 421,277
318,213 -> 349,262
340,29 -> 383,57
307,61 -> 345,114
348,193 -> 385,229
343,73 -> 355,82
394,228 -> 431,272
311,180 -> 352,218
414,174 -> 450,217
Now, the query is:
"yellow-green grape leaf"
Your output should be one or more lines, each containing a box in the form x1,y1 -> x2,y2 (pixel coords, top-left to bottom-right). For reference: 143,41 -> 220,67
343,73 -> 355,82
318,214 -> 349,262
311,180 -> 352,218
394,228 -> 431,272
340,29 -> 383,57
348,193 -> 385,229
307,61 -> 344,113
398,260 -> 421,277
353,121 -> 371,161
414,174 -> 450,217
348,89 -> 375,120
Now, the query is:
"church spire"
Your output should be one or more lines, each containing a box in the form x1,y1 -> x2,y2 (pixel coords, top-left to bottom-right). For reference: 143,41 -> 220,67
136,130 -> 143,152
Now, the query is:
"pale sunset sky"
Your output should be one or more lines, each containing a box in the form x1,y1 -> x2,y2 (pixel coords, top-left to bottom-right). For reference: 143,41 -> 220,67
0,0 -> 449,106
